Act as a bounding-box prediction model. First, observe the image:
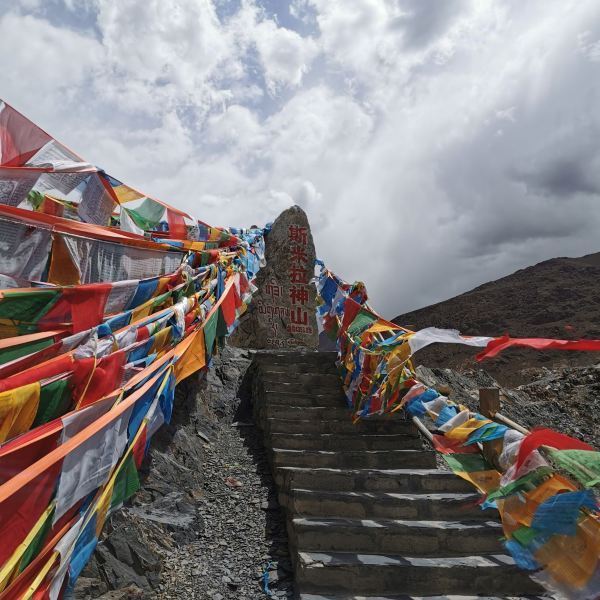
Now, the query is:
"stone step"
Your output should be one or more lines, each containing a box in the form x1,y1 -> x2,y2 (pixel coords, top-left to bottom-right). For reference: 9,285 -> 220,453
296,552 -> 544,596
259,380 -> 343,395
253,351 -> 337,367
291,517 -> 505,556
271,448 -> 437,470
275,468 -> 475,494
269,433 -> 421,451
266,362 -> 338,374
282,489 -> 492,521
265,417 -> 415,435
260,371 -> 342,386
300,594 -> 550,600
261,391 -> 347,408
262,405 -> 356,420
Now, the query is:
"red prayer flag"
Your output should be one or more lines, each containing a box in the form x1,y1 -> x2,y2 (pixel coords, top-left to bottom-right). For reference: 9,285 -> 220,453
64,283 -> 111,333
136,326 -> 150,341
477,335 -> 600,361
0,421 -> 62,485
0,462 -> 62,566
73,351 -> 125,408
133,426 -> 147,469
515,427 -> 595,471
0,353 -> 73,393
0,102 -> 52,166
338,298 -> 361,338
221,286 -> 236,327
167,210 -> 187,240
432,434 -> 480,455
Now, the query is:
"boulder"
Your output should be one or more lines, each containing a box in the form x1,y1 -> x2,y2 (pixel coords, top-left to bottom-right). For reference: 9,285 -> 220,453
231,205 -> 318,349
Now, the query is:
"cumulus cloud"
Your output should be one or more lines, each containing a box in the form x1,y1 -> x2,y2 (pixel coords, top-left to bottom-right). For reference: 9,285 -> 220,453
1,0 -> 600,318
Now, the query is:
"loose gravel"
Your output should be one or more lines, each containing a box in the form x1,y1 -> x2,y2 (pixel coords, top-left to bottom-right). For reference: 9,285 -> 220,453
158,421 -> 293,600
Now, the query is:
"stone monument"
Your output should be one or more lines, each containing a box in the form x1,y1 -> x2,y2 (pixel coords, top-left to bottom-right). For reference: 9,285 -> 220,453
230,205 -> 318,349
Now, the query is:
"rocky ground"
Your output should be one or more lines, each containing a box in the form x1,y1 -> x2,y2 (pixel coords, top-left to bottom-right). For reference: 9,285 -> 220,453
74,346 -> 292,600
418,362 -> 599,448
158,422 -> 293,599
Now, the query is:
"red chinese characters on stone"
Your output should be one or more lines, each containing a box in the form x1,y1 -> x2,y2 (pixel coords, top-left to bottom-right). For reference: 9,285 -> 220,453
289,266 -> 308,284
291,306 -> 308,325
289,245 -> 308,264
281,222 -> 313,337
288,306 -> 313,334
288,225 -> 308,246
289,285 -> 309,306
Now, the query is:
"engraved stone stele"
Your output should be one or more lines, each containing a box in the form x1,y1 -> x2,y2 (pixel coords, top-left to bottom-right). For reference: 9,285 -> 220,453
229,205 -> 318,350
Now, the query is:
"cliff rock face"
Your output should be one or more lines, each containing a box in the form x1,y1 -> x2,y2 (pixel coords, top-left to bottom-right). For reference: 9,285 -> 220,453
231,205 -> 318,350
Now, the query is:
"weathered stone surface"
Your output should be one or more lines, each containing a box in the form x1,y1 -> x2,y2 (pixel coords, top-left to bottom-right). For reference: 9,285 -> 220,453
230,205 -> 318,350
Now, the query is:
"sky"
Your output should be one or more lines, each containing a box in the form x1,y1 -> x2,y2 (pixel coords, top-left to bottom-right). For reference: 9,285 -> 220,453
1,0 -> 600,317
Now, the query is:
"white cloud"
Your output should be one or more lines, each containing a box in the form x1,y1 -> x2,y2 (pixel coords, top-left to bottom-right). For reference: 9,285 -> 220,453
1,0 -> 600,319
253,18 -> 318,93
0,12 -> 101,111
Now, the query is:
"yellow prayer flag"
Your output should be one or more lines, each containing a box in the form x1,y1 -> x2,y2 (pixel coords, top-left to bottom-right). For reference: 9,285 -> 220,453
174,330 -> 206,383
48,233 -> 81,286
150,326 -> 172,355
0,382 -> 41,443
0,320 -> 20,340
155,276 -> 171,296
445,417 -> 492,441
131,299 -> 154,323
455,468 -> 501,495
535,516 -> 600,589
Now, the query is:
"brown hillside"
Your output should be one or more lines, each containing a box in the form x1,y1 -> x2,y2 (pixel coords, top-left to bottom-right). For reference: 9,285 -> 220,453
393,252 -> 600,385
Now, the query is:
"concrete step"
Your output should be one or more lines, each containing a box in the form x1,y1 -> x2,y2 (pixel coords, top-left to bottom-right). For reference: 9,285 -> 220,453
300,594 -> 550,600
264,417 -> 413,435
260,371 -> 342,387
269,433 -> 421,451
271,449 -> 437,470
291,517 -> 505,556
296,552 -> 544,596
261,391 -> 347,408
282,489 -> 492,521
275,468 -> 475,494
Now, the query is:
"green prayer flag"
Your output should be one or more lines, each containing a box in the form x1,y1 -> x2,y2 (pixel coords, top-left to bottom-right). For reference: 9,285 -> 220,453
216,305 -> 229,338
0,337 -> 53,366
33,377 -> 71,427
486,467 -> 553,501
203,311 -> 218,358
548,449 -> 600,488
347,309 -> 378,338
326,319 -> 339,341
18,506 -> 54,573
111,453 -> 140,510
0,290 -> 60,322
151,291 -> 171,309
512,526 -> 541,547
27,190 -> 45,211
124,198 -> 165,231
443,453 -> 493,474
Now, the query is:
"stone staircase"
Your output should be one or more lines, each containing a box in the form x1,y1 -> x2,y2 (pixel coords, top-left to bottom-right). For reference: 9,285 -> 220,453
252,351 -> 547,600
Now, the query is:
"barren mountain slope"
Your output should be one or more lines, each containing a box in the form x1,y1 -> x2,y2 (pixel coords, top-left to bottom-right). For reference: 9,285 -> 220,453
393,252 -> 600,385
